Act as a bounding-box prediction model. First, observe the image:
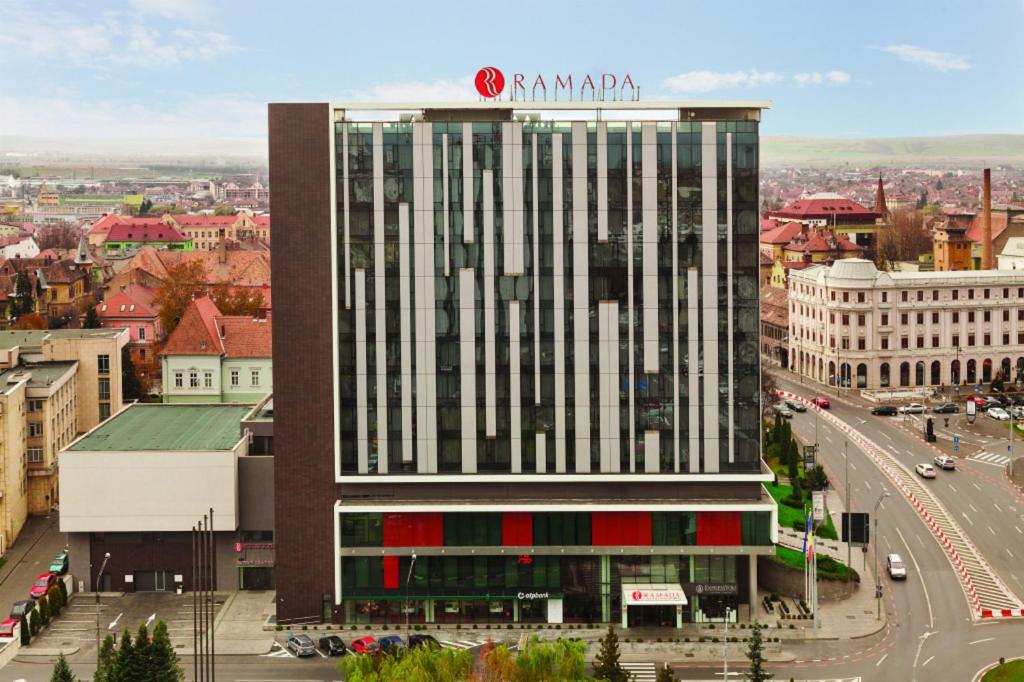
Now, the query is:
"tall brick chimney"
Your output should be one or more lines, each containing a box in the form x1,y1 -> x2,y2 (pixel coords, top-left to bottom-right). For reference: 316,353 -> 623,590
982,168 -> 993,270
217,227 -> 227,265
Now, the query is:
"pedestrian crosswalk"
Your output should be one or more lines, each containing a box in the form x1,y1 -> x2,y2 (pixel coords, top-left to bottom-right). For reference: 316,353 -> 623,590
971,451 -> 1011,467
438,638 -> 490,650
620,662 -> 657,681
261,642 -> 293,658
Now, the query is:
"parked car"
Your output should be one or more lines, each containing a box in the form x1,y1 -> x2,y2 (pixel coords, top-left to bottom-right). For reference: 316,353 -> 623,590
286,634 -> 316,657
773,403 -> 794,419
1010,394 -> 1024,406
29,573 -> 57,599
10,600 -> 35,621
871,405 -> 898,416
409,634 -> 442,650
48,552 -> 69,575
969,395 -> 989,411
887,553 -> 908,580
0,618 -> 18,638
915,463 -> 937,479
351,636 -> 380,655
1011,406 -> 1024,419
811,396 -> 831,408
931,403 -> 959,414
989,395 -> 1010,407
785,399 -> 807,413
934,455 -> 957,470
318,635 -> 347,656
988,407 -> 1011,421
898,403 -> 926,414
378,634 -> 406,655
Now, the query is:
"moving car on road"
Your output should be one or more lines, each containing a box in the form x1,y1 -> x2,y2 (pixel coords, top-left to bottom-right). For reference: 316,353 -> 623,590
931,403 -> 959,414
773,403 -> 794,418
29,573 -> 57,599
887,553 -> 908,580
785,399 -> 807,413
811,396 -> 831,408
378,634 -> 406,655
987,407 -> 1010,421
318,635 -> 347,656
351,636 -> 380,655
409,634 -> 441,650
871,405 -> 898,416
934,455 -> 957,470
898,403 -> 926,414
286,634 -> 316,657
915,463 -> 937,479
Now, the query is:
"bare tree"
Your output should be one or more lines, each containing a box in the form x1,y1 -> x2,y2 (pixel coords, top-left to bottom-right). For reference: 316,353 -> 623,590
761,368 -> 779,420
37,223 -> 81,251
874,208 -> 931,271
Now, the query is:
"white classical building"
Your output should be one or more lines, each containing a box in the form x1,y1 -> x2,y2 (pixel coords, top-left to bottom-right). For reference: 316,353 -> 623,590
788,258 -> 1024,390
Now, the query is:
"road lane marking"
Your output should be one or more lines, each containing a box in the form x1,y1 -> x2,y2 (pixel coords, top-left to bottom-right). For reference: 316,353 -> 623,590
864,480 -> 873,490
108,612 -> 123,630
850,462 -> 858,471
988,526 -> 996,535
969,503 -> 979,513
881,432 -> 892,440
961,512 -> 974,525
1016,526 -> 1023,534
145,613 -> 156,628
877,653 -> 888,666
826,435 -> 834,445
973,482 -> 982,491
948,483 -> 957,492
1008,548 -> 1015,559
896,525 -> 934,629
922,655 -> 934,667
994,503 -> 1003,512
969,637 -> 995,645
916,533 -> 925,546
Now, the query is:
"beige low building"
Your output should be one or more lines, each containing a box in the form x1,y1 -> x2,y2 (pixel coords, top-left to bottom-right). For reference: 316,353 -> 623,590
0,376 -> 27,553
18,362 -> 78,515
788,258 -> 1024,390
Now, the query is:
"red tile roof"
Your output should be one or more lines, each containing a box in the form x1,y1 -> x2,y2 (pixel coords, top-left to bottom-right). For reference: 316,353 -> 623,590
119,247 -> 271,288
769,194 -> 878,222
171,215 -> 238,227
787,230 -> 862,254
966,212 -> 1010,243
97,287 -> 157,320
106,223 -> 190,244
217,315 -> 272,357
760,221 -> 804,245
161,296 -> 272,358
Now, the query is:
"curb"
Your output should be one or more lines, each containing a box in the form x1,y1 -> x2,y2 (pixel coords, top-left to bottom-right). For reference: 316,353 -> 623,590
972,655 -> 1024,682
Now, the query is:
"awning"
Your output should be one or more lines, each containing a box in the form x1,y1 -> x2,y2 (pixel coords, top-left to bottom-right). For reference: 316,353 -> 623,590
621,583 -> 687,606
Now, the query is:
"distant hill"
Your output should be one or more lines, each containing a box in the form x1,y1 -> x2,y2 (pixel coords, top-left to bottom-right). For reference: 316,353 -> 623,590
762,134 -> 1024,168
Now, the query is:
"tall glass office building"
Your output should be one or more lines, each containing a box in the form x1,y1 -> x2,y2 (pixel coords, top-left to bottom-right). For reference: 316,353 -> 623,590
270,100 -> 775,627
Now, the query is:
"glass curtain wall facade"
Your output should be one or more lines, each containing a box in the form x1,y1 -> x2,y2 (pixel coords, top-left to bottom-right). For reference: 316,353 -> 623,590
335,117 -> 761,476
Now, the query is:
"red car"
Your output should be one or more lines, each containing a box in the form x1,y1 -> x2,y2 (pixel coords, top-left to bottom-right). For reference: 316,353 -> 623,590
350,636 -> 380,655
30,572 -> 57,599
0,618 -> 18,638
811,396 -> 831,409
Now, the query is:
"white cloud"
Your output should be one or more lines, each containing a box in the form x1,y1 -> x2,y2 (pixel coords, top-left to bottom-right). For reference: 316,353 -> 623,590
131,0 -> 209,20
663,70 -> 784,93
876,44 -> 970,71
0,1 -> 234,69
341,77 -> 477,102
793,71 -> 851,86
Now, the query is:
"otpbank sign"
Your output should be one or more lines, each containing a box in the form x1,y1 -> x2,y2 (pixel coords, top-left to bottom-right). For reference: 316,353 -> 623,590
475,66 -> 638,101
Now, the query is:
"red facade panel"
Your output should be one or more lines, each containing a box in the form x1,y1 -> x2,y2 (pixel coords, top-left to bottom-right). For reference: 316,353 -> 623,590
501,512 -> 533,546
382,556 -> 399,589
696,511 -> 742,546
591,512 -> 652,546
382,512 -> 443,547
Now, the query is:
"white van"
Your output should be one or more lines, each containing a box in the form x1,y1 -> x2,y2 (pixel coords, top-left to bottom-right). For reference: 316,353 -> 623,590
887,553 -> 907,580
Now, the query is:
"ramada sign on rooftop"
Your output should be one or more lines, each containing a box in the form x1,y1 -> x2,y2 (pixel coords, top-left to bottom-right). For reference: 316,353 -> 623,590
474,66 -> 639,101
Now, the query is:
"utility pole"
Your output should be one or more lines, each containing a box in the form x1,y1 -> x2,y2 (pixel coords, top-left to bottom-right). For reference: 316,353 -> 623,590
723,606 -> 732,680
94,552 -> 111,670
845,439 -> 851,569
405,552 -> 417,641
873,492 -> 890,620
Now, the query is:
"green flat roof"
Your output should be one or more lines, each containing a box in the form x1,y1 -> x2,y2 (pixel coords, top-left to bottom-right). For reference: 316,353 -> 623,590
68,404 -> 252,452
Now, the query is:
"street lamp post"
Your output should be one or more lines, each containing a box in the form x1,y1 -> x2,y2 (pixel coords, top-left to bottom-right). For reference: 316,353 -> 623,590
845,439 -> 851,569
723,606 -> 732,680
873,492 -> 890,620
405,551 -> 417,641
95,552 -> 111,666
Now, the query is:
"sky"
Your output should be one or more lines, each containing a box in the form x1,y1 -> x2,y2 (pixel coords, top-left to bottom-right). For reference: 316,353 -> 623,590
2,0 -> 1022,143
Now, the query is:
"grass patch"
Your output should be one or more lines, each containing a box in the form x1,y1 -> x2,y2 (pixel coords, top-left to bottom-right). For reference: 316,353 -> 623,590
772,546 -> 859,582
766,483 -> 838,540
982,659 -> 1024,681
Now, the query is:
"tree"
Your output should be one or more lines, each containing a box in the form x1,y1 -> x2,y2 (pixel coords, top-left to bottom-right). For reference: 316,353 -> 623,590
13,312 -> 47,330
38,595 -> 50,625
94,634 -> 116,682
122,347 -> 144,402
744,621 -> 773,681
210,284 -> 265,318
656,662 -> 679,682
114,629 -> 145,682
58,579 -> 69,609
592,625 -> 629,682
152,260 -> 209,334
149,621 -> 184,681
19,613 -> 29,646
138,199 -> 154,216
83,306 -> 101,329
11,270 -> 34,318
133,624 -> 151,678
341,644 -> 473,681
50,652 -> 78,682
37,223 -> 80,250
874,208 -> 931,270
761,369 -> 779,420
807,465 -> 829,492
47,585 -> 62,615
213,204 -> 236,216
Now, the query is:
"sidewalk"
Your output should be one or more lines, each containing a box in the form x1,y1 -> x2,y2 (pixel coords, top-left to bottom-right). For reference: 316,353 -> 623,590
184,591 -> 275,656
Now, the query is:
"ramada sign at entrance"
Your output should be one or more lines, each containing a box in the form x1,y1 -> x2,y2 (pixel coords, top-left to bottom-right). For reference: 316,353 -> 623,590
474,66 -> 639,101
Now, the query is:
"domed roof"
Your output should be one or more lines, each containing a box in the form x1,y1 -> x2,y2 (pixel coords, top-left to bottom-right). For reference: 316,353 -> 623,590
828,258 -> 879,281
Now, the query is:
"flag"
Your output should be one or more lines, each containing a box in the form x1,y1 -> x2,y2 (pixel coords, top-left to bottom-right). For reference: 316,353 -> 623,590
802,515 -> 810,555
807,530 -> 814,564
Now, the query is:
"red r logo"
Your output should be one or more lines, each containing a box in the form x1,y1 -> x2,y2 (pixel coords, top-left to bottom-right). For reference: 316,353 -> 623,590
632,591 -> 643,601
475,67 -> 505,98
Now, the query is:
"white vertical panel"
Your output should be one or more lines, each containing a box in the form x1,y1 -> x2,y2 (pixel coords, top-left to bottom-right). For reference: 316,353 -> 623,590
535,431 -> 547,474
399,204 -> 413,462
463,122 -> 474,244
532,135 -> 541,405
459,268 -> 477,473
342,125 -> 351,309
597,121 -> 608,242
552,134 -> 567,473
483,169 -> 497,437
442,133 -> 450,277
701,121 -> 720,473
671,122 -> 680,472
502,121 -> 514,274
642,123 -> 658,374
355,269 -> 368,474
372,124 -> 387,473
598,301 -> 620,472
412,123 -> 427,472
726,133 -> 735,464
644,430 -> 660,473
417,122 -> 438,473
626,123 -> 635,472
512,121 -> 525,274
510,300 -> 522,473
572,121 -> 590,473
687,268 -> 700,473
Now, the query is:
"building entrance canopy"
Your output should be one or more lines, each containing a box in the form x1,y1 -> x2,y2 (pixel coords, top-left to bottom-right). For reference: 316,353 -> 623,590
621,583 -> 687,606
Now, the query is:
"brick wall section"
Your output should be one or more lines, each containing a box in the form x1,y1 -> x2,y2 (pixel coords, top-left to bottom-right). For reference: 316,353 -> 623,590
268,103 -> 338,623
